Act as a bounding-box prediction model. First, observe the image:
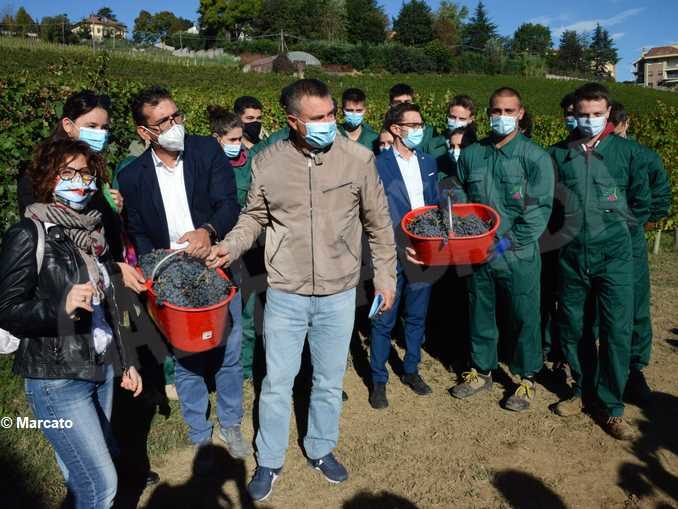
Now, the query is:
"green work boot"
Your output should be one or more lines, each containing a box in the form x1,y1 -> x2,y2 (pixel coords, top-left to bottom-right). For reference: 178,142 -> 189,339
505,378 -> 536,412
451,369 -> 492,399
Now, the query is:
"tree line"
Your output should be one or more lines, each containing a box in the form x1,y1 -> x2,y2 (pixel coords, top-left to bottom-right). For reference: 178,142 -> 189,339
0,2 -> 620,79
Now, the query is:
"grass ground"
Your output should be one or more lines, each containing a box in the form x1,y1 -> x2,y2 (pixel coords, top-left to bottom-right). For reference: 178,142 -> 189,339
1,241 -> 676,508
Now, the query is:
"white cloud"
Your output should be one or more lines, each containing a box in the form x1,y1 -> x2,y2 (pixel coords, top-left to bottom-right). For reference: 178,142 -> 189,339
554,7 -> 645,36
528,13 -> 570,25
611,32 -> 625,40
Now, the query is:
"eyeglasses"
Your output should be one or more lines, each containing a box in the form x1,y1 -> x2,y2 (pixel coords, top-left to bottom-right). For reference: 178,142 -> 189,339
398,122 -> 425,129
147,111 -> 185,133
59,166 -> 96,185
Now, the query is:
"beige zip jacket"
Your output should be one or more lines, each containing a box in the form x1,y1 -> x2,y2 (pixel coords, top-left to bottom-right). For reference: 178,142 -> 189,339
220,133 -> 397,296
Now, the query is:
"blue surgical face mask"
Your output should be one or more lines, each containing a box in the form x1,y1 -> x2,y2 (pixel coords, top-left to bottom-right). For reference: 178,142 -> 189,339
344,111 -> 364,128
447,117 -> 468,131
54,176 -> 98,211
403,127 -> 424,149
576,116 -> 607,138
223,143 -> 242,159
304,121 -> 337,149
565,116 -> 578,132
490,115 -> 517,137
79,127 -> 108,152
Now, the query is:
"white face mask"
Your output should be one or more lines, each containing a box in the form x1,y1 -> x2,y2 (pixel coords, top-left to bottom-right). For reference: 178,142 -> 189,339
148,123 -> 185,152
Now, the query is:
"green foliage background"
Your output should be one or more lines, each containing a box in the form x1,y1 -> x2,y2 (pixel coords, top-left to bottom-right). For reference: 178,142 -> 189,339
1,40 -> 677,235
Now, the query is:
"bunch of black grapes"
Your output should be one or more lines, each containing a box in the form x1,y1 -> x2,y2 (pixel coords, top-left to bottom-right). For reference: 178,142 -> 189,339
407,208 -> 492,239
139,250 -> 234,308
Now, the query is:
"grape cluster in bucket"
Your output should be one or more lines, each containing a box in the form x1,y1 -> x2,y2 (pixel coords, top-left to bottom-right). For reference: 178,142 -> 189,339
139,250 -> 234,308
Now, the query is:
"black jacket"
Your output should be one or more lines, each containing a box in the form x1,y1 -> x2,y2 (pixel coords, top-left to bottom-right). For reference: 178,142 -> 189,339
117,135 -> 240,256
0,218 -> 131,380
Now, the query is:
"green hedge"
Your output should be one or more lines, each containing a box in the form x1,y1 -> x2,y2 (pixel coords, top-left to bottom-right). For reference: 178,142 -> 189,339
219,39 -> 544,75
1,56 -> 676,235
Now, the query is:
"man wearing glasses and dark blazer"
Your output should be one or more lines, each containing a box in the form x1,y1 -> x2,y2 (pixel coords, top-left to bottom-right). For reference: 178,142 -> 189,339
118,86 -> 248,474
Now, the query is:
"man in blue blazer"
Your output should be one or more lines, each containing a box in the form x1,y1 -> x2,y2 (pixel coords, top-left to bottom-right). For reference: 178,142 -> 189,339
117,86 -> 248,472
369,103 -> 440,409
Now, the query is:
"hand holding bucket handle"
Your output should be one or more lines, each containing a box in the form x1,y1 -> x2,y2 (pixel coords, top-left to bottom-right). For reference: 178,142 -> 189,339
206,243 -> 231,269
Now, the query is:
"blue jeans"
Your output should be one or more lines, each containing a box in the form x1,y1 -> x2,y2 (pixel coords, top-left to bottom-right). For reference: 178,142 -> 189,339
256,287 -> 356,469
370,270 -> 432,384
24,364 -> 117,509
174,291 -> 244,444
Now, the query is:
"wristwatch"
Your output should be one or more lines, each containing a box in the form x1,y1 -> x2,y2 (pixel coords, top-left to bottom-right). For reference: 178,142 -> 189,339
199,223 -> 218,244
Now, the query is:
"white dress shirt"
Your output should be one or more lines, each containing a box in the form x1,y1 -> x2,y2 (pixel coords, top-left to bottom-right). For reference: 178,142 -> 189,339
393,147 -> 425,209
151,150 -> 195,249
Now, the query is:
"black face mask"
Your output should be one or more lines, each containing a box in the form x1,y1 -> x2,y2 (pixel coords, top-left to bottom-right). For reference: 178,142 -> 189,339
243,121 -> 262,144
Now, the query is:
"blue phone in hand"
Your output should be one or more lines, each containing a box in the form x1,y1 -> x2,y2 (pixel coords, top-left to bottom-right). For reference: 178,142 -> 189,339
368,293 -> 385,320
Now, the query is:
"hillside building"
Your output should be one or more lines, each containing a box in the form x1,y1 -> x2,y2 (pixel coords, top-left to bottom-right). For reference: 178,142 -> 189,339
633,45 -> 678,89
72,15 -> 127,41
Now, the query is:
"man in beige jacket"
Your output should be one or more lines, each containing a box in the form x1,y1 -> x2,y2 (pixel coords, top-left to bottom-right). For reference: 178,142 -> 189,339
206,79 -> 397,501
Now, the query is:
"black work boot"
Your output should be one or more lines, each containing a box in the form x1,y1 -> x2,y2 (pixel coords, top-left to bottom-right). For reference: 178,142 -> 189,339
400,373 -> 432,395
369,383 -> 388,409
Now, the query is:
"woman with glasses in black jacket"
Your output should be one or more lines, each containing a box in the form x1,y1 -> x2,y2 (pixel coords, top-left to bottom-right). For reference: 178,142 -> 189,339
0,138 -> 143,509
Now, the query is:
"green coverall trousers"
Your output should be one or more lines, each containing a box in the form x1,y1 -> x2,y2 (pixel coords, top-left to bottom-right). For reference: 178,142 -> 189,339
240,293 -> 256,379
630,228 -> 652,371
468,246 -> 543,378
557,238 -> 633,417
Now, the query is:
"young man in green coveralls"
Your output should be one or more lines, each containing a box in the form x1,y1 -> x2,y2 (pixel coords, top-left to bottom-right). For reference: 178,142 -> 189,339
337,88 -> 379,151
448,87 -> 554,412
550,83 -> 651,440
233,96 -> 267,379
609,101 -> 671,405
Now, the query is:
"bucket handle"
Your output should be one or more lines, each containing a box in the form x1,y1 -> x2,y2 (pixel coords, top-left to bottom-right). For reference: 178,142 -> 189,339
150,249 -> 186,283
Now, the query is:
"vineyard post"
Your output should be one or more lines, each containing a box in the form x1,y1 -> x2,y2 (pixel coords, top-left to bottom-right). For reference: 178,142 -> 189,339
653,231 -> 662,255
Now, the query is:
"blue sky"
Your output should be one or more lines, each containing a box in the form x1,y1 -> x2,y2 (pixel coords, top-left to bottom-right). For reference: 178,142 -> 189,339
9,0 -> 678,81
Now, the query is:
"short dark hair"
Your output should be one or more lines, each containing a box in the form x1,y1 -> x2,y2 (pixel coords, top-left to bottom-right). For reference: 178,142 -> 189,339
233,96 -> 263,115
609,101 -> 629,126
574,82 -> 610,107
280,79 -> 332,116
447,94 -> 476,116
131,86 -> 173,126
489,87 -> 522,108
207,105 -> 242,135
560,93 -> 576,115
389,83 -> 414,102
383,103 -> 421,133
342,88 -> 366,107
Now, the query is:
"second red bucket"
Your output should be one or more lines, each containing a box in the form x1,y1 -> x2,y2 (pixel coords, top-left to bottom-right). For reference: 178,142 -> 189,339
401,203 -> 501,266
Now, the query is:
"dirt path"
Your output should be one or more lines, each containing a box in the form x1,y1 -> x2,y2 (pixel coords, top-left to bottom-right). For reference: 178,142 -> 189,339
138,256 -> 678,509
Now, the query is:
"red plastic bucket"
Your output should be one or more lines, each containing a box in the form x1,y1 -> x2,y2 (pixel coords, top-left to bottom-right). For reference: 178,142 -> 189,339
141,257 -> 237,353
401,203 -> 501,266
